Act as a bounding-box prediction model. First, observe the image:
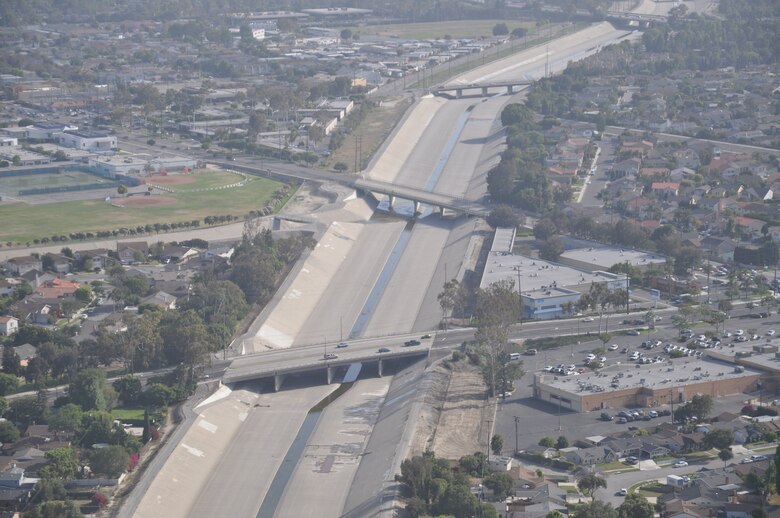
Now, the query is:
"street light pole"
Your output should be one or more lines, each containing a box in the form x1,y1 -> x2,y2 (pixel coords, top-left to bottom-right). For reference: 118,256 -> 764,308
513,416 -> 520,455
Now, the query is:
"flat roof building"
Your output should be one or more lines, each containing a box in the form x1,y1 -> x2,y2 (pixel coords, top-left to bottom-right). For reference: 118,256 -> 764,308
534,356 -> 763,413
479,228 -> 628,320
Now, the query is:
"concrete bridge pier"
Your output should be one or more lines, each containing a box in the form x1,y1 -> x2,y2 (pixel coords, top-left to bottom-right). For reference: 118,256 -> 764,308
482,86 -> 489,96
274,374 -> 285,392
388,194 -> 395,210
326,366 -> 334,384
456,89 -> 463,98
507,85 -> 514,94
377,359 -> 383,377
413,201 -> 421,214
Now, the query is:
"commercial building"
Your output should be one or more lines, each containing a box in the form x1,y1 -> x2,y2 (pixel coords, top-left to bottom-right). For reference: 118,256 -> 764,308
480,228 -> 628,320
533,356 -> 763,413
56,130 -> 116,152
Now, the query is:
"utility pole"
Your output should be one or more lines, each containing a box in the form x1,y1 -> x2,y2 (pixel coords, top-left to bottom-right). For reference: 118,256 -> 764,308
513,416 -> 520,455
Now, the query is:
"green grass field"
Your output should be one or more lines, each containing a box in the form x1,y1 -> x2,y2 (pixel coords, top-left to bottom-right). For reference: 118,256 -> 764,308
0,169 -> 287,243
339,20 -> 534,40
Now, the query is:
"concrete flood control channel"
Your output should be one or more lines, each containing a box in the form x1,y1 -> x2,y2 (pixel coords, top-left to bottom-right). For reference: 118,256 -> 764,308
260,101 -> 476,517
257,382 -> 354,518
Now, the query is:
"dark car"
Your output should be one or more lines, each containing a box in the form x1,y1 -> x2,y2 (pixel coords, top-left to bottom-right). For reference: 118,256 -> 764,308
404,339 -> 421,347
421,334 -> 432,339
600,413 -> 613,421
378,347 -> 391,353
624,456 -> 639,465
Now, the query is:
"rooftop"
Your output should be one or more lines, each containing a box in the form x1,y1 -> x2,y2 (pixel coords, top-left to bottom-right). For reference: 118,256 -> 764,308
538,356 -> 762,394
559,246 -> 666,271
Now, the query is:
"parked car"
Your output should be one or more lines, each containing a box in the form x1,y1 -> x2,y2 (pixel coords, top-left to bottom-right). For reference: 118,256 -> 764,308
674,460 -> 688,468
378,347 -> 390,353
600,413 -> 614,421
617,488 -> 628,496
624,456 -> 638,465
609,344 -> 619,351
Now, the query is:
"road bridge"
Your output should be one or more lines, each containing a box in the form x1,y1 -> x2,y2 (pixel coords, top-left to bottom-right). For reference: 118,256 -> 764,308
433,79 -> 533,98
212,160 -> 491,217
222,346 -> 429,390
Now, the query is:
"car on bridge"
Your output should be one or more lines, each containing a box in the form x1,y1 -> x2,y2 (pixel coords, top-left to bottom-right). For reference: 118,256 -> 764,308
336,342 -> 349,348
378,347 -> 391,353
404,339 -> 421,347
323,353 -> 338,360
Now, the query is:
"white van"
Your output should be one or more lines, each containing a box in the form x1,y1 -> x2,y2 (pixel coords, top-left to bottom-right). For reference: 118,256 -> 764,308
509,353 -> 521,361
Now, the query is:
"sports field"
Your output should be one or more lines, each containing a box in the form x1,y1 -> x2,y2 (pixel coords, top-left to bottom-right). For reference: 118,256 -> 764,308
0,169 -> 113,195
339,20 -> 534,40
0,169 -> 288,244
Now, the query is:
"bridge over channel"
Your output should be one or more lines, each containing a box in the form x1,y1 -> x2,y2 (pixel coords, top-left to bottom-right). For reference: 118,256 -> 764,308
222,345 -> 430,391
213,161 -> 490,218
433,79 -> 533,98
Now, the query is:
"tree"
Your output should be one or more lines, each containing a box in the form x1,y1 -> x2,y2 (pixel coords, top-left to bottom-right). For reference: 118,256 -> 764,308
333,162 -> 349,172
7,396 -> 45,428
574,500 -> 618,518
0,372 -> 19,395
484,472 -> 514,499
0,421 -> 19,443
533,219 -> 558,241
674,394 -> 713,422
41,447 -> 78,480
68,369 -> 109,411
492,23 -> 509,36
74,285 -> 93,303
719,447 -> 733,467
2,346 -> 22,376
159,310 -> 210,366
438,278 -> 467,326
49,404 -> 84,434
577,474 -> 607,502
113,375 -> 142,406
117,184 -> 128,195
88,445 -> 129,478
501,104 -> 535,129
142,383 -> 175,407
539,237 -> 565,261
340,28 -> 353,40
556,436 -> 569,449
704,429 -> 734,450
491,434 -> 504,455
0,397 -> 7,417
776,444 -> 780,494
436,484 -> 479,518
25,499 -> 84,518
539,437 -> 555,448
617,493 -> 654,518
487,204 -> 521,229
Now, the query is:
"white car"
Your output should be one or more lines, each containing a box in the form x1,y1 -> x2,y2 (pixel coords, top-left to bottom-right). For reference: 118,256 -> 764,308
585,354 -> 596,361
599,356 -> 607,363
735,329 -> 744,336
609,344 -> 619,351
768,329 -> 776,336
582,317 -> 595,322
617,488 -> 628,496
674,460 -> 688,467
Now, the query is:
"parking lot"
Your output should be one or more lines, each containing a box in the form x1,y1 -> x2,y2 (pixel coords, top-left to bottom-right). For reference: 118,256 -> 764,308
494,313 -> 780,454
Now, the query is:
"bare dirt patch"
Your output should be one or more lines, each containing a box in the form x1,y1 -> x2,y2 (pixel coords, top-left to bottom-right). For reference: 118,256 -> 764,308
429,360 -> 492,460
145,174 -> 195,186
121,195 -> 176,207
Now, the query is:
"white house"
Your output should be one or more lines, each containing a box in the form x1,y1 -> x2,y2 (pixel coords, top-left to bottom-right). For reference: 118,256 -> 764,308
57,130 -> 116,151
0,316 -> 19,336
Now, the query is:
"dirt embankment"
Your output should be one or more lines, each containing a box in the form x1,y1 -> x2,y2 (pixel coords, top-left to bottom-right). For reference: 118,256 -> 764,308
409,356 -> 492,460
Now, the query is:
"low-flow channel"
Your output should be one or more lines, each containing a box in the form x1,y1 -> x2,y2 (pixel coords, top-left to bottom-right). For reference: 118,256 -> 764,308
256,383 -> 353,518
